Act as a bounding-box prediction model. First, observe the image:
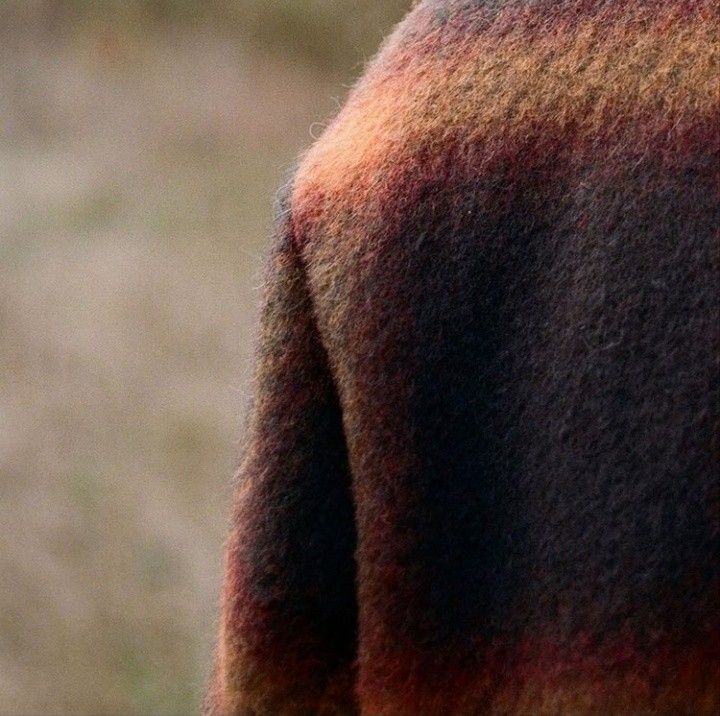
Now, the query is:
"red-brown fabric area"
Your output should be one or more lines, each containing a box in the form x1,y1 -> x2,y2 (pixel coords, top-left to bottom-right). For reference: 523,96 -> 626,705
207,1 -> 720,713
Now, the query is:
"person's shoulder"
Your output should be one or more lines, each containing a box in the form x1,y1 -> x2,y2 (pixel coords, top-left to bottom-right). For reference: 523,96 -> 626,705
290,0 -> 717,245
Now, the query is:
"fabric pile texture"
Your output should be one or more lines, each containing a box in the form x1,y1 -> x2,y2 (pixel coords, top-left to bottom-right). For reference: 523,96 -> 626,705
206,1 -> 719,713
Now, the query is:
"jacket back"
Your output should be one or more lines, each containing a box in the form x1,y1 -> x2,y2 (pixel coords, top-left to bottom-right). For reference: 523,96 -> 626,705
208,1 -> 720,713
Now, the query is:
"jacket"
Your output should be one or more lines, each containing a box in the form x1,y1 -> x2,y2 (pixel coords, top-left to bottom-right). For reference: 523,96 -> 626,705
206,1 -> 720,713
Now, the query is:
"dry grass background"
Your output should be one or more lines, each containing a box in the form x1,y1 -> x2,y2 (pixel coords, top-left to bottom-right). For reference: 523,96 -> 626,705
0,2 -> 407,713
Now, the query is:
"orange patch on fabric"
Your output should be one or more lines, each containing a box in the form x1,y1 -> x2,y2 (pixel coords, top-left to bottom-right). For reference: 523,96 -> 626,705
293,5 -> 718,215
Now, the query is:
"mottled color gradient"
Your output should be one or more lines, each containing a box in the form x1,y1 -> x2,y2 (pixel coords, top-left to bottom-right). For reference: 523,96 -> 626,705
206,1 -> 720,713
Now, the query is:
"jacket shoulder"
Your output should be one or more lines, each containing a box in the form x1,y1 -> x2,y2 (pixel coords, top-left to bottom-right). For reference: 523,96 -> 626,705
291,0 -> 718,242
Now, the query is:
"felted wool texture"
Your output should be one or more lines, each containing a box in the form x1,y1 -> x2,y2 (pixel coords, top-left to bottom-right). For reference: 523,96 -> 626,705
206,1 -> 720,714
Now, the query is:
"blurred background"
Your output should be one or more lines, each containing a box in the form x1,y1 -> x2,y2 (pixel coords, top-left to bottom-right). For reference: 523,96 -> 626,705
0,2 -> 409,713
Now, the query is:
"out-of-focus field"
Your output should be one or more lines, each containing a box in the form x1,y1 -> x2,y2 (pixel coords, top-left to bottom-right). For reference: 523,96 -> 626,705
0,3 -> 407,713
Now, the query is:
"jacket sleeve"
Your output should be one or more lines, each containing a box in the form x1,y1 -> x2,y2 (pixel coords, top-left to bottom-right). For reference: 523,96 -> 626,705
204,192 -> 358,715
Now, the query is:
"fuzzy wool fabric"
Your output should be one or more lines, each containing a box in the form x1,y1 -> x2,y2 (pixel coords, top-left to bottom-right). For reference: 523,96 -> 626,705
205,1 -> 720,714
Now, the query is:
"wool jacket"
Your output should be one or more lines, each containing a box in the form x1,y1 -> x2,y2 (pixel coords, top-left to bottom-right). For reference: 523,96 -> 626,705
205,1 -> 719,713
